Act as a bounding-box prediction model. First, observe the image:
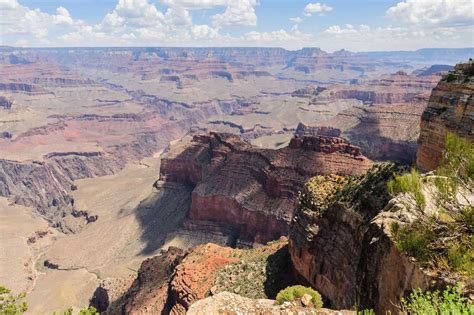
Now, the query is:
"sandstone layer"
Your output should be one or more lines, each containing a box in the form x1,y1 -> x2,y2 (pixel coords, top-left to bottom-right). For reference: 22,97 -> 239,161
417,61 -> 474,171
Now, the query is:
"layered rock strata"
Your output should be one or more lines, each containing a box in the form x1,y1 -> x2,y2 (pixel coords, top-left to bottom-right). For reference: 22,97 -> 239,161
289,163 -> 433,313
417,61 -> 474,171
160,132 -> 373,244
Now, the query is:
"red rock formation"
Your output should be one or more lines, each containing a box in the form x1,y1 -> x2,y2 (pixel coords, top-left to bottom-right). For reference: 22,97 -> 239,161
169,243 -> 238,313
160,132 -> 373,243
417,61 -> 474,171
114,239 -> 298,314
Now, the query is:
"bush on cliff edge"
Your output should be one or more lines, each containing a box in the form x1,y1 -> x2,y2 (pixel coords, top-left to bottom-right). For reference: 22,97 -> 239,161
275,285 -> 323,308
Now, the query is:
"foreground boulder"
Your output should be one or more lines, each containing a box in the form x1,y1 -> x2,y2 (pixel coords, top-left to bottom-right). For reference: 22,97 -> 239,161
187,292 -> 355,315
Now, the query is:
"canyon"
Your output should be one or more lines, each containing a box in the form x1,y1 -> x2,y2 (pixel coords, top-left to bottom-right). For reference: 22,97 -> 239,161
0,47 -> 472,313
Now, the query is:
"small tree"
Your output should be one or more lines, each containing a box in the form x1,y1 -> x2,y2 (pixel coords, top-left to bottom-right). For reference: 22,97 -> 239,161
431,133 -> 473,232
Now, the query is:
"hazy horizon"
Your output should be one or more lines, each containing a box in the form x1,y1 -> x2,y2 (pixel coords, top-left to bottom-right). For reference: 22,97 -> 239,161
2,46 -> 474,54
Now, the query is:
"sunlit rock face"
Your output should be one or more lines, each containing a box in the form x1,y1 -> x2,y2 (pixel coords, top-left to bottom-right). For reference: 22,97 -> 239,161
160,132 -> 373,244
417,61 -> 474,171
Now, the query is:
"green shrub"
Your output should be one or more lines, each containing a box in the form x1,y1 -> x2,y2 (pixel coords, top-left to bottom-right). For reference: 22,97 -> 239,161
79,306 -> 99,315
460,207 -> 474,227
0,286 -> 28,315
447,240 -> 474,276
275,285 -> 323,308
445,72 -> 457,82
52,306 -> 99,315
392,223 -> 434,262
388,168 -> 425,209
401,285 -> 474,314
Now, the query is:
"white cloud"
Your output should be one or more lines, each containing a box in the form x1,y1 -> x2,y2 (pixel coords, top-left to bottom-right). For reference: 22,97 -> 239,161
162,0 -> 258,28
324,24 -> 357,35
0,0 -> 472,51
0,1 -> 85,45
192,24 -> 219,39
290,17 -> 303,24
303,2 -> 333,17
161,0 -> 229,9
244,28 -> 311,44
211,0 -> 257,27
387,0 -> 474,27
318,23 -> 471,51
0,0 -> 19,10
54,7 -> 74,25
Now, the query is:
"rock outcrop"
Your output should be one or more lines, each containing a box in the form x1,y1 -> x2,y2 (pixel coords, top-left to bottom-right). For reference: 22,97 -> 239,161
417,61 -> 474,171
109,239 -> 300,314
160,132 -> 373,244
119,247 -> 184,315
289,163 -> 432,313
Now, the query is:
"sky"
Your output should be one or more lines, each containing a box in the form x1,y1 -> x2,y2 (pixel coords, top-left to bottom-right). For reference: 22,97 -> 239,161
0,0 -> 473,51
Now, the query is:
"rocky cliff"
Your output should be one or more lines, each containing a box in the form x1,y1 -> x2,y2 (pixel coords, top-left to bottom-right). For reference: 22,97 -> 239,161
288,61 -> 474,313
160,132 -> 373,244
417,61 -> 474,171
288,163 -> 433,313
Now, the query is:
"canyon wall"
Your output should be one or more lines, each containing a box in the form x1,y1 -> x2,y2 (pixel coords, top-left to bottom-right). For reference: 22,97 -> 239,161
160,132 -> 373,244
417,61 -> 474,171
288,163 -> 432,313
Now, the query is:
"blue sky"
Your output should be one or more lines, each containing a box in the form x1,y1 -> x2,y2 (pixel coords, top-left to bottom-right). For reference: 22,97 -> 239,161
1,0 -> 473,51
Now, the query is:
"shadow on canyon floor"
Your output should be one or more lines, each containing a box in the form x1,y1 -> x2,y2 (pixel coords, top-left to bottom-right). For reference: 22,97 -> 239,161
344,116 -> 418,164
131,182 -> 194,255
